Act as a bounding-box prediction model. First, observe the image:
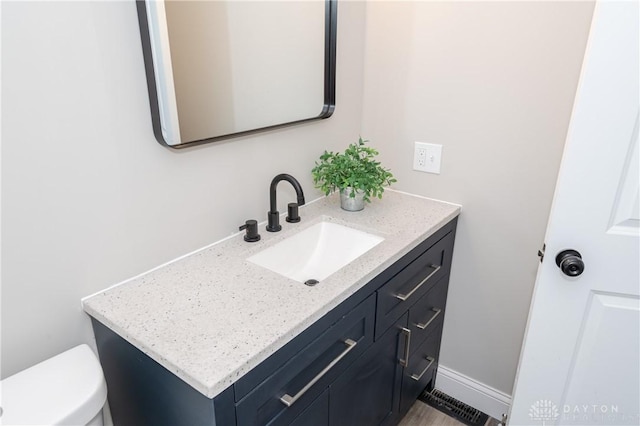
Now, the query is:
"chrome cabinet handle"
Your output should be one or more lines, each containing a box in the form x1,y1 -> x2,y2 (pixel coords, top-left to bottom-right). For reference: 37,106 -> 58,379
399,327 -> 411,367
416,308 -> 442,330
410,356 -> 436,381
395,265 -> 441,301
280,338 -> 358,407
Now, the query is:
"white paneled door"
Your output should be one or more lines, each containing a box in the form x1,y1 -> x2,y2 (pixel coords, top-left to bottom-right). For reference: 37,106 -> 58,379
509,1 -> 639,425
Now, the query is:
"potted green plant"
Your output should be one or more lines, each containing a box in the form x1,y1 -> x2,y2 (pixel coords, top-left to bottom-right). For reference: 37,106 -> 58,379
311,137 -> 397,211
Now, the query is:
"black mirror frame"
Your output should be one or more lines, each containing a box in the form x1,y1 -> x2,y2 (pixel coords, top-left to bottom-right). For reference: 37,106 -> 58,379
136,0 -> 338,149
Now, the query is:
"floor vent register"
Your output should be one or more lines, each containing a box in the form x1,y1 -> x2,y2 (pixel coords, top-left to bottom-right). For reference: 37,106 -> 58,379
418,388 -> 489,426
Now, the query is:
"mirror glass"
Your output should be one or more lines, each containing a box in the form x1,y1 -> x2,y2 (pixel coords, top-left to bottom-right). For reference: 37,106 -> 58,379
137,0 -> 336,148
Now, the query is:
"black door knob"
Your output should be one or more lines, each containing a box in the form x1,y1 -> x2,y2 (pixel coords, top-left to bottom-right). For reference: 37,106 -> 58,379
555,249 -> 585,277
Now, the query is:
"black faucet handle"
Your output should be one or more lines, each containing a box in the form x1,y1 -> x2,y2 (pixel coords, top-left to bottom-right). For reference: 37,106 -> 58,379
239,220 -> 261,242
286,203 -> 301,223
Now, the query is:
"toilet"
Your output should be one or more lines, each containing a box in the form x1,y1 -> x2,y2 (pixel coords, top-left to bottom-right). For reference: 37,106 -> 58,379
0,344 -> 107,426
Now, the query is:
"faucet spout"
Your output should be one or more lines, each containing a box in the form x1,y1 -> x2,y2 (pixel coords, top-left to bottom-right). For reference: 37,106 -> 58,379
269,174 -> 306,212
267,174 -> 306,232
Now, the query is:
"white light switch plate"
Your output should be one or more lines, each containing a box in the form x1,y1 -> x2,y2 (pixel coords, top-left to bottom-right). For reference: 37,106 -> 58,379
413,142 -> 442,174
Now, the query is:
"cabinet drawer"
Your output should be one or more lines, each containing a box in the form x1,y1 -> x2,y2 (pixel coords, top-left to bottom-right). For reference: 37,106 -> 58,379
289,389 -> 329,426
400,328 -> 441,414
376,231 -> 453,339
408,275 -> 448,356
236,295 -> 375,426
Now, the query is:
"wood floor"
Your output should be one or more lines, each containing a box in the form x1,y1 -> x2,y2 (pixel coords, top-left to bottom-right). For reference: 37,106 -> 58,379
398,401 -> 502,426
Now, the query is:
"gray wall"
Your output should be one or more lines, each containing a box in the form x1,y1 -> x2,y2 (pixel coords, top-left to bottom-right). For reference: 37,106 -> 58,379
361,1 -> 594,394
1,0 -> 366,378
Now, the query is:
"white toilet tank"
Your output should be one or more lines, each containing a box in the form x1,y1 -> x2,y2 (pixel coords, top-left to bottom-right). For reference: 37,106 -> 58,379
0,344 -> 107,426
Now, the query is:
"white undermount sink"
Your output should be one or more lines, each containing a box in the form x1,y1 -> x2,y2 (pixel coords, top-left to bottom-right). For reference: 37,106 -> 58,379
247,221 -> 384,284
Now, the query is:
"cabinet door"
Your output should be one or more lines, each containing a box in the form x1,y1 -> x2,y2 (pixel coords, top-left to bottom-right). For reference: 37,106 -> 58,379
289,390 -> 329,426
329,313 -> 408,426
399,327 -> 441,416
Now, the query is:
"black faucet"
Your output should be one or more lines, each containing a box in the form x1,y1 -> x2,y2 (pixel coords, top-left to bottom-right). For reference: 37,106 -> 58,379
267,174 -> 305,232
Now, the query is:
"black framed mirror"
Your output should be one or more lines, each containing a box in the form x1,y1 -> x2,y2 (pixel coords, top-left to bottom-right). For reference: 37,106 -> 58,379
136,0 -> 337,149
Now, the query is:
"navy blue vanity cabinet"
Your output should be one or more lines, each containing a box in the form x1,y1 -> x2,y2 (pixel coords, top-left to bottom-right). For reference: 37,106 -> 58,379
375,231 -> 454,340
91,217 -> 457,426
234,295 -> 376,426
358,228 -> 455,424
399,325 -> 443,416
92,318 -> 237,426
329,313 -> 408,426
289,390 -> 329,426
392,241 -> 453,420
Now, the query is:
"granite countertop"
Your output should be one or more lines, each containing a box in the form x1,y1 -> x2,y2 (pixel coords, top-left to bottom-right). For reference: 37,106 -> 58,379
82,190 -> 460,399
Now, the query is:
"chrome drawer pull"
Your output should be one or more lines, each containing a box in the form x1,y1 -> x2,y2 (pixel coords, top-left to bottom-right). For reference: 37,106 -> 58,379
399,327 -> 411,367
394,265 -> 441,301
280,338 -> 358,407
416,308 -> 442,330
410,356 -> 436,381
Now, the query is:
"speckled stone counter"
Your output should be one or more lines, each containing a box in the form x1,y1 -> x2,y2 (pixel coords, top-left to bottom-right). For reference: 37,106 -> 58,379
82,190 -> 460,399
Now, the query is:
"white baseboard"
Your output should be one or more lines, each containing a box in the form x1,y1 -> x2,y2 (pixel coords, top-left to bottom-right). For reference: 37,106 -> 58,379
435,365 -> 512,421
